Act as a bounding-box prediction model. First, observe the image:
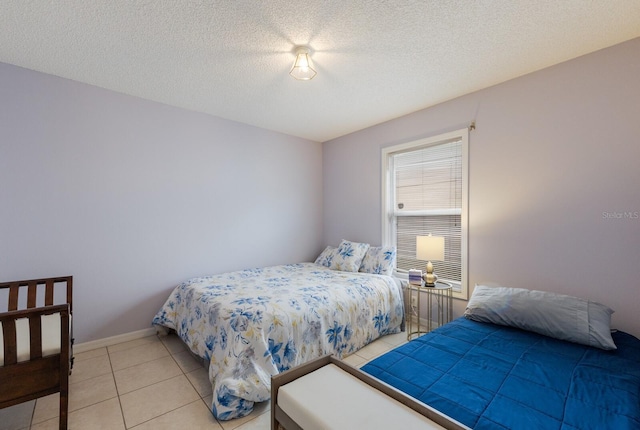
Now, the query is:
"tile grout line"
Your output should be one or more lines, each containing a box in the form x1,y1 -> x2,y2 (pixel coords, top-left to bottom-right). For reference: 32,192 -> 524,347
123,336 -> 220,429
30,355 -> 119,428
28,399 -> 35,430
104,344 -> 129,430
164,338 -> 226,430
21,332 -> 403,430
120,336 -> 176,429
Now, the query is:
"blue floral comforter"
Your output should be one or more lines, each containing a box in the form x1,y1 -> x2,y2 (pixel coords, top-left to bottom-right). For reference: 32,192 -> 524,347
152,263 -> 404,420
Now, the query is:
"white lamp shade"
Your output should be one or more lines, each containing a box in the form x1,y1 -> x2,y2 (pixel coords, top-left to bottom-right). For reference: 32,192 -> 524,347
416,235 -> 445,261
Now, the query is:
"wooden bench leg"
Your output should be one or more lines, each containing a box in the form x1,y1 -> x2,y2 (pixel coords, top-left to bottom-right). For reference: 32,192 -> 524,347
60,358 -> 69,430
59,387 -> 68,430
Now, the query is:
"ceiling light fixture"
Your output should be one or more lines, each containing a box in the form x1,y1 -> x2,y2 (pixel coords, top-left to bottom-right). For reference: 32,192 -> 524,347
289,46 -> 316,81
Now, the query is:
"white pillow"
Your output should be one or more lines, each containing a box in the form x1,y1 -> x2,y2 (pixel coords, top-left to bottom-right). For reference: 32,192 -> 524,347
359,246 -> 396,276
464,285 -> 616,350
330,240 -> 370,272
314,246 -> 337,267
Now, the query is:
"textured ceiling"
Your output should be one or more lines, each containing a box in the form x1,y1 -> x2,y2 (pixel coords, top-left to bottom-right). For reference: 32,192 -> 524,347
2,1 -> 640,142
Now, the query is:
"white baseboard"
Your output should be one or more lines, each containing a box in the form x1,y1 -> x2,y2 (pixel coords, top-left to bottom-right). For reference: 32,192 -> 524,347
74,327 -> 158,354
407,315 -> 443,332
407,315 -> 431,327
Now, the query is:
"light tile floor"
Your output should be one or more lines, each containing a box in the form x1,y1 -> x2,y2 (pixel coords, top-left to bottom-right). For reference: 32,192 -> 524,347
1,331 -> 408,430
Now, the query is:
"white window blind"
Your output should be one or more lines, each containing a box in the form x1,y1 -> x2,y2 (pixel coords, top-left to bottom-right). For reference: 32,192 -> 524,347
393,138 -> 462,281
382,128 -> 468,299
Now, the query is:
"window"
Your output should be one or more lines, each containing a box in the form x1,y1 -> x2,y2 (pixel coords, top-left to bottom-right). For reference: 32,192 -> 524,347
382,128 -> 469,299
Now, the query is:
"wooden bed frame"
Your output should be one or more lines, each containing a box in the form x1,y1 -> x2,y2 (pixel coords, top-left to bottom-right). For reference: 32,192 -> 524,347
0,276 -> 73,430
271,355 -> 467,430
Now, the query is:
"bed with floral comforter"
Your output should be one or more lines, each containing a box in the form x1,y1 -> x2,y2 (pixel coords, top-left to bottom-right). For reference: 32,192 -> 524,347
152,262 -> 404,420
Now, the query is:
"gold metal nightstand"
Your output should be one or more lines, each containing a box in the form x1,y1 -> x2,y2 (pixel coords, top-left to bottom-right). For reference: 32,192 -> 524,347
407,281 -> 453,340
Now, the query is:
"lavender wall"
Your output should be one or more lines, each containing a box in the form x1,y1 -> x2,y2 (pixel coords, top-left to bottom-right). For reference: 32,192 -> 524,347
0,63 -> 323,343
323,38 -> 640,337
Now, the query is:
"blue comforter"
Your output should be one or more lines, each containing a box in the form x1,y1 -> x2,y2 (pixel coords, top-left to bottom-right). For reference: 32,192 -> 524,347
362,317 -> 640,429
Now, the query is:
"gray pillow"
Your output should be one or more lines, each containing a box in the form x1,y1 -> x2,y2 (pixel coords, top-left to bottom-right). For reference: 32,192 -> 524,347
464,285 -> 616,350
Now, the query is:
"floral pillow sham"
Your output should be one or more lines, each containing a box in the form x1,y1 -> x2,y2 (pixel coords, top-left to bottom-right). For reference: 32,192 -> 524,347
315,241 -> 396,276
314,246 -> 337,267
329,240 -> 370,272
359,246 -> 397,276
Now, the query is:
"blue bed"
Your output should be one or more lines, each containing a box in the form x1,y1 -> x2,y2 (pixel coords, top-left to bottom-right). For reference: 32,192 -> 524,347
361,317 -> 640,429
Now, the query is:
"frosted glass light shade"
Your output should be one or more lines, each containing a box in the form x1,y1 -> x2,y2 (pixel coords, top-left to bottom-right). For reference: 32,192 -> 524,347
290,47 -> 317,81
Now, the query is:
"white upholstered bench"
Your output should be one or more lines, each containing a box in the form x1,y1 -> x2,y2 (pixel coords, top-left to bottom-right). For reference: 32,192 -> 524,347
271,355 -> 468,430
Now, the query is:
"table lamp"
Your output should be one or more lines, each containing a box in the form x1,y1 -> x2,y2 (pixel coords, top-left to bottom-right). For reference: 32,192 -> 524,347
416,234 -> 445,287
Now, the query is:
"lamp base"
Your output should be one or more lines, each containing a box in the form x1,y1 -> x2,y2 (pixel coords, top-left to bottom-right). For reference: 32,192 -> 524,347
422,261 -> 438,287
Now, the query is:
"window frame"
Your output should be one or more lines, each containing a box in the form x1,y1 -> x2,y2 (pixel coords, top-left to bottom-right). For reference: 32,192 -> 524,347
381,128 -> 469,300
